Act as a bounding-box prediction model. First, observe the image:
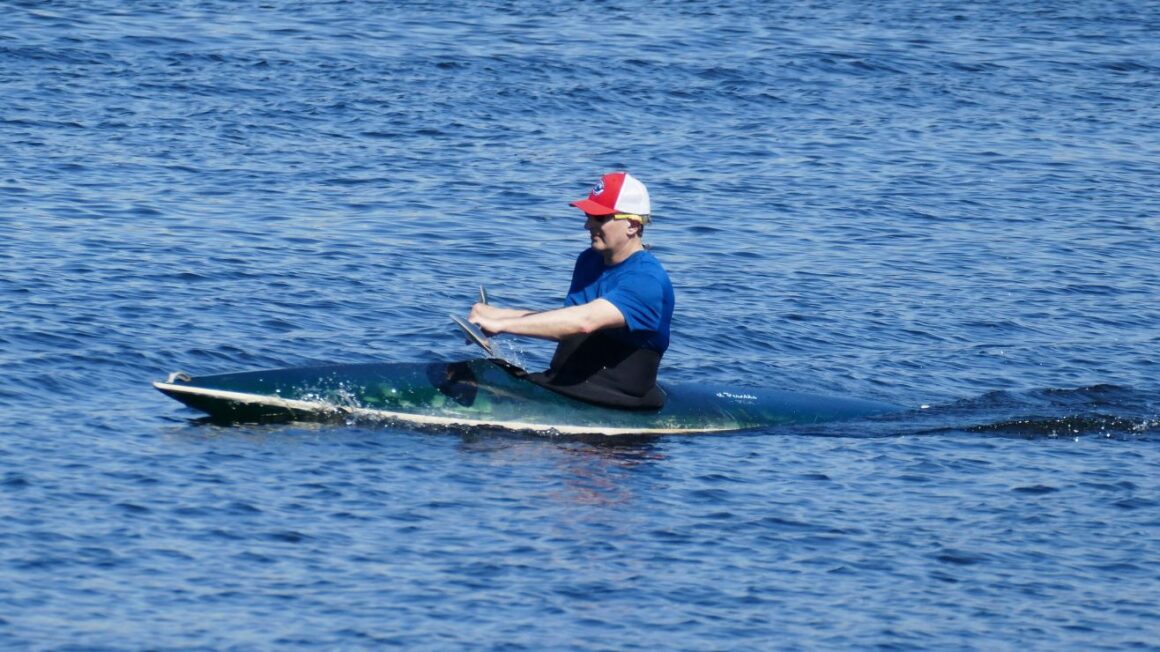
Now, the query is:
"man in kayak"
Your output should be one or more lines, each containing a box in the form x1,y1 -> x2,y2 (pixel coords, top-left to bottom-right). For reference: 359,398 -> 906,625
468,171 -> 675,409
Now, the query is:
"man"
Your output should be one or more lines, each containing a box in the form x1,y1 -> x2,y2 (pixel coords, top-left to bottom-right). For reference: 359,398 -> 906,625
468,171 -> 675,409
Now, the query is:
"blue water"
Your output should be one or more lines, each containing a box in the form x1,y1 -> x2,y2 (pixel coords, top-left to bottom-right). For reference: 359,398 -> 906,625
3,0 -> 1159,649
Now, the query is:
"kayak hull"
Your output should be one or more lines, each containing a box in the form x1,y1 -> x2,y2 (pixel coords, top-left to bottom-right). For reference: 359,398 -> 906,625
154,358 -> 901,436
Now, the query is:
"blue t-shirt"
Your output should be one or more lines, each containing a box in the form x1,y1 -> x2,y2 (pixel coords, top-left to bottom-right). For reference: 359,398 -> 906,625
564,249 -> 674,353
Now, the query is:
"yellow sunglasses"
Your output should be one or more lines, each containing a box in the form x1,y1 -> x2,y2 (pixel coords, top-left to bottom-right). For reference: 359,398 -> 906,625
589,213 -> 651,224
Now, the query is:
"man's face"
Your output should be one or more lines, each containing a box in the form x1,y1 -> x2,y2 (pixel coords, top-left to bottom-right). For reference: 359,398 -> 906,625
585,213 -> 637,254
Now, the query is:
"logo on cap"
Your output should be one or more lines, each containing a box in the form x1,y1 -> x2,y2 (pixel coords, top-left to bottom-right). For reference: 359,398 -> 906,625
591,180 -> 604,197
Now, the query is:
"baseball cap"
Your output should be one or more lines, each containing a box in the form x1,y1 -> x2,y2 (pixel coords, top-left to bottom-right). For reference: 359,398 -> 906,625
570,171 -> 651,217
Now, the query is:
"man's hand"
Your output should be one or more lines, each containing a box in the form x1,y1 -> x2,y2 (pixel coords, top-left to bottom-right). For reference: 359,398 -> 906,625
469,313 -> 505,337
468,302 -> 496,324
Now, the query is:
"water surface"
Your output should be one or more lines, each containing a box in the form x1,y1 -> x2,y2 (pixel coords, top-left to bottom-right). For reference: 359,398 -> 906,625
2,1 -> 1158,649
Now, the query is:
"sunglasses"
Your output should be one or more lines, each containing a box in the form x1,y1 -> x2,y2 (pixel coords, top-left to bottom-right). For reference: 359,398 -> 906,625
585,213 -> 649,224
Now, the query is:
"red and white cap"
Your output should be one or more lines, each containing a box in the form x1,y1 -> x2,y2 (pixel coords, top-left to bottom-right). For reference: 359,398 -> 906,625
570,171 -> 651,217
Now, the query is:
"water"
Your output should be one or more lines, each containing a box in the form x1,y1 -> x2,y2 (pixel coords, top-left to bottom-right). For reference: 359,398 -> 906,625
2,0 -> 1159,649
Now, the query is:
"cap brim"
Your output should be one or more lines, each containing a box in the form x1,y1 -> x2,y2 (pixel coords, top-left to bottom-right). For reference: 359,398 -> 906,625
569,199 -> 616,215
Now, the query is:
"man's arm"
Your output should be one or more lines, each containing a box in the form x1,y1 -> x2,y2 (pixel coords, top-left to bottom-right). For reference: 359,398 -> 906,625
470,299 -> 626,341
469,303 -> 536,322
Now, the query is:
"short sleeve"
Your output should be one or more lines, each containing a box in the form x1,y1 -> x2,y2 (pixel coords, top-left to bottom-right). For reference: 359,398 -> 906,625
603,269 -> 665,333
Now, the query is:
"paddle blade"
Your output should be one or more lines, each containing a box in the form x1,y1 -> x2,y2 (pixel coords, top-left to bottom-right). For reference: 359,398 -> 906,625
450,314 -> 494,357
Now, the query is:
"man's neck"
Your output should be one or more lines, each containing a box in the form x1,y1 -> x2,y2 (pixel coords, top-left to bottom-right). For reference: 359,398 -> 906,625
602,240 -> 644,266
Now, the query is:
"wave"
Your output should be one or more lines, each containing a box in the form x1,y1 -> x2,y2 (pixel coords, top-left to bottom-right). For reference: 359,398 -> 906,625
893,385 -> 1159,440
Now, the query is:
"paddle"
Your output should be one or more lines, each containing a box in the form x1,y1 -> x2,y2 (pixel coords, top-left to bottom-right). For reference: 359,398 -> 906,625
450,286 -> 528,377
455,285 -> 493,354
450,313 -> 495,357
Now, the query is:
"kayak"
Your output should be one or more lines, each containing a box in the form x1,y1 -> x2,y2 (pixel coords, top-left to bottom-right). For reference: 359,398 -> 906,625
153,357 -> 901,436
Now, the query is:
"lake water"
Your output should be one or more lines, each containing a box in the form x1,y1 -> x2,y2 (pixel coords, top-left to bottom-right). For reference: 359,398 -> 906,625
2,1 -> 1159,649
